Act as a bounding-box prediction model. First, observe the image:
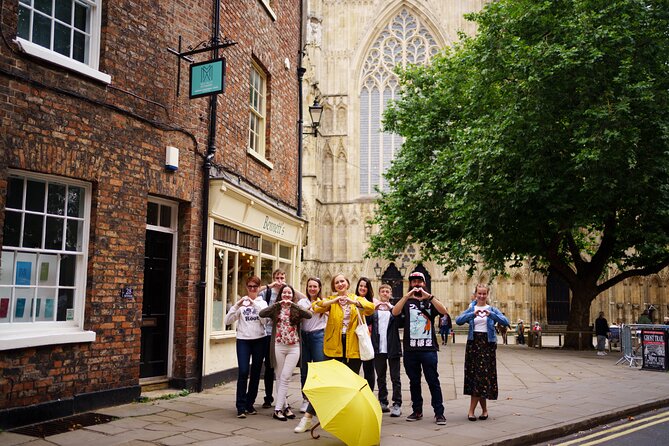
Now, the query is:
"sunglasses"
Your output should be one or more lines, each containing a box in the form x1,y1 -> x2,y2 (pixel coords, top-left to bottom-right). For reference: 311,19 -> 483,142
247,285 -> 259,289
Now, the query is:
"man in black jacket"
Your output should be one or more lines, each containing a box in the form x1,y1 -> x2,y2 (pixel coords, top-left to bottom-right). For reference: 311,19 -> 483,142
371,284 -> 402,417
595,312 -> 610,356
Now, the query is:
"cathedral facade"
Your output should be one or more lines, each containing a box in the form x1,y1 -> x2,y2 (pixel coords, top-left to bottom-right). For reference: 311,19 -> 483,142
299,0 -> 669,327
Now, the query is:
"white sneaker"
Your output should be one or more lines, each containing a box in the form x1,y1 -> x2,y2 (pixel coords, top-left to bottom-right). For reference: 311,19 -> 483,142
390,404 -> 402,417
294,416 -> 313,433
597,351 -> 605,356
300,399 -> 309,413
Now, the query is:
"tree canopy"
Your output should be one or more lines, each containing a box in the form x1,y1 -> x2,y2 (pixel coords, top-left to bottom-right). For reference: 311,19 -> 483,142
369,0 -> 669,335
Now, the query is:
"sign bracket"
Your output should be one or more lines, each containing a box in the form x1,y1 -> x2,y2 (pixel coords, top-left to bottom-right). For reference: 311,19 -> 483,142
167,35 -> 237,98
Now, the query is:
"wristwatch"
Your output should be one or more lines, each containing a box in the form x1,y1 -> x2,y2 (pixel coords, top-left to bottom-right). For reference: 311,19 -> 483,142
427,295 -> 434,302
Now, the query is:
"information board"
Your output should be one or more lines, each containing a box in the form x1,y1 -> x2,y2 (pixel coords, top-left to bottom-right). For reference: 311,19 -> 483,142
641,329 -> 668,371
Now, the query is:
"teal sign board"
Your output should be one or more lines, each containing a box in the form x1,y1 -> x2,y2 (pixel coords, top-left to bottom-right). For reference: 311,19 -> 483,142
190,58 -> 226,99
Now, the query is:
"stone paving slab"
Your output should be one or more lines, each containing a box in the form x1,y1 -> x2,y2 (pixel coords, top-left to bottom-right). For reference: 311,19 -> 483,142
3,342 -> 669,446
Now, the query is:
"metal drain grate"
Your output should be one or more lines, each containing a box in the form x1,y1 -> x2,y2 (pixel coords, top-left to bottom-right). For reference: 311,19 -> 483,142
9,412 -> 118,438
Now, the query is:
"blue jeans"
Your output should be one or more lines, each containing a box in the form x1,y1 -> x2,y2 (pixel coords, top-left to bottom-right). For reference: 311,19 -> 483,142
235,337 -> 265,413
403,350 -> 444,416
263,335 -> 274,404
300,329 -> 325,391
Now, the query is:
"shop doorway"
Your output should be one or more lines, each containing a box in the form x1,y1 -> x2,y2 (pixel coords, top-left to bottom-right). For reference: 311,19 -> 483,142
140,200 -> 177,379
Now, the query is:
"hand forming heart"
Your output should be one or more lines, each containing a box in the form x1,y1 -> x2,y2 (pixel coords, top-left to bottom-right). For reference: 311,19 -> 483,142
475,309 -> 489,317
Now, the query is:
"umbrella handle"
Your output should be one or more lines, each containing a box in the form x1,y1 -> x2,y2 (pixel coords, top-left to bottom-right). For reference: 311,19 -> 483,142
310,421 -> 321,440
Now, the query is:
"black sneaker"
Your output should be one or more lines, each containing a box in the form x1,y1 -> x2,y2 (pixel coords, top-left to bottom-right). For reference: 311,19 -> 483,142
406,411 -> 423,421
435,414 -> 447,425
246,406 -> 257,415
262,401 -> 272,409
237,411 -> 246,418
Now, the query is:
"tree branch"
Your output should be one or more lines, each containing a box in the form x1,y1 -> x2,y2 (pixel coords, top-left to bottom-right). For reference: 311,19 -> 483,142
597,258 -> 669,294
589,216 -> 617,280
565,231 -> 586,271
545,233 -> 577,288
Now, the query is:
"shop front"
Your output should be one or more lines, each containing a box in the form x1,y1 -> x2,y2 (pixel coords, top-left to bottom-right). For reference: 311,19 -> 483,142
201,180 -> 305,386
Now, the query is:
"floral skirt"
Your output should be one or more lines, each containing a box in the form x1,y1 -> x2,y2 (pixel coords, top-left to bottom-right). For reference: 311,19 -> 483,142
463,332 -> 498,400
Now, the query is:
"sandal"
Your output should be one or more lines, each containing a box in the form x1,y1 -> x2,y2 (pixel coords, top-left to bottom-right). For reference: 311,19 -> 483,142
273,410 -> 287,421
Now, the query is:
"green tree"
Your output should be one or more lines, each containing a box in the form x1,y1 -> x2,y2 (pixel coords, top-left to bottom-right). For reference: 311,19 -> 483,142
370,0 -> 669,347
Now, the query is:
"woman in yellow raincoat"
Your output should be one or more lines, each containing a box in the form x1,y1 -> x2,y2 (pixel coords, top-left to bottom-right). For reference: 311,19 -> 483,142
314,273 -> 375,373
294,273 -> 375,434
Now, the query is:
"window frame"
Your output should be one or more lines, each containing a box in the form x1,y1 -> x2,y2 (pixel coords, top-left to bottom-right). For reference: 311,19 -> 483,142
15,0 -> 110,84
247,62 -> 273,169
258,0 -> 277,21
0,170 -> 95,350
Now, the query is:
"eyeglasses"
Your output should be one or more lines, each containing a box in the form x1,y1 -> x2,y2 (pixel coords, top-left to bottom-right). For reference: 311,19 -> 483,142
247,285 -> 259,289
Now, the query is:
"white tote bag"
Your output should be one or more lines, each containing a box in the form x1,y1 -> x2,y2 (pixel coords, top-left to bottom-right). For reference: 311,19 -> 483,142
355,307 -> 375,361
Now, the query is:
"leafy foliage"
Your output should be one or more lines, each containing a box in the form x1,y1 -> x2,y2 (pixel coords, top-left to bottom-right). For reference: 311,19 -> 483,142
370,0 -> 669,307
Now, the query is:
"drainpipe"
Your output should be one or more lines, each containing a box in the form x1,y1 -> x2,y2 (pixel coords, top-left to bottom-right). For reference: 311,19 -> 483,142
297,0 -> 307,217
196,0 -> 222,393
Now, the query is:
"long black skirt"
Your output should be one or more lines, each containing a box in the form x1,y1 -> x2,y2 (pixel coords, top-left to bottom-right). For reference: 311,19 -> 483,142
463,332 -> 498,400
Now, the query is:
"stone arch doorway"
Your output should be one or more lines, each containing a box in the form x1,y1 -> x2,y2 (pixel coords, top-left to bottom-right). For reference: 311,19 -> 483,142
381,262 -> 404,302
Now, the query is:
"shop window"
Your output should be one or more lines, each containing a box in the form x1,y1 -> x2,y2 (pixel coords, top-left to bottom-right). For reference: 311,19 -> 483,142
210,226 -> 296,334
16,0 -> 109,83
212,247 -> 255,333
0,171 -> 93,349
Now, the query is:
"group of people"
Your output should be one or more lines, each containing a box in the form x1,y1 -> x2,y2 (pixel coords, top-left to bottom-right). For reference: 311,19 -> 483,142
224,268 -> 510,434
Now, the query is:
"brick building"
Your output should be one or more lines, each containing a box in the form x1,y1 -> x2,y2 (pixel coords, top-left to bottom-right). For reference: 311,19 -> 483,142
0,0 -> 304,428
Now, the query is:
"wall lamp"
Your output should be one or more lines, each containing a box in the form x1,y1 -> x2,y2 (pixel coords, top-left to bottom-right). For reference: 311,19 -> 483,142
305,99 -> 324,137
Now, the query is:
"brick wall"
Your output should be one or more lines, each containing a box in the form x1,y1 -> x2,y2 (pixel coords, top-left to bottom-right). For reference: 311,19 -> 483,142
0,0 -> 301,414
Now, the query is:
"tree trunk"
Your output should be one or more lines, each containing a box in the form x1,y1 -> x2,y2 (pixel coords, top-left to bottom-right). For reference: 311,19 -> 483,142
564,287 -> 598,350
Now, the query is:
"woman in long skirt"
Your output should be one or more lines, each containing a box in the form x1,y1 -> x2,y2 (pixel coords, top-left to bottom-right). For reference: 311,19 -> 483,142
455,284 -> 509,421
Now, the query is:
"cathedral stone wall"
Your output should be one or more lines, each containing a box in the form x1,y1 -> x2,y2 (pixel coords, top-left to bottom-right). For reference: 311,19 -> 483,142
300,0 -> 669,327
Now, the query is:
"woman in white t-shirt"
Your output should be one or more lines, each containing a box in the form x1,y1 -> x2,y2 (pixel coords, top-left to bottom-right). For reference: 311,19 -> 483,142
223,276 -> 269,418
297,277 -> 327,413
455,284 -> 509,422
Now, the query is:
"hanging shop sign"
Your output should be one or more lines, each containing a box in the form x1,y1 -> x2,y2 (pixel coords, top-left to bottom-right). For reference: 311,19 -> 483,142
190,58 -> 226,99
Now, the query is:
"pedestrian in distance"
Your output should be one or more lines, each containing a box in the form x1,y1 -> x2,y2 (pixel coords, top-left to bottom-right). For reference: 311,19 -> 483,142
370,284 -> 402,417
223,276 -> 268,418
355,277 -> 376,391
294,273 -> 375,433
531,321 -> 542,347
455,284 -> 509,422
392,271 -> 448,425
496,313 -> 508,345
297,277 -> 327,413
440,312 -> 452,345
516,319 -> 525,345
259,284 -> 312,421
638,310 -> 652,324
594,311 -> 610,356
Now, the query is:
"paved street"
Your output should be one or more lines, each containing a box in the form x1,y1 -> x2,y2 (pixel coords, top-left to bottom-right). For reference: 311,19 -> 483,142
2,339 -> 669,446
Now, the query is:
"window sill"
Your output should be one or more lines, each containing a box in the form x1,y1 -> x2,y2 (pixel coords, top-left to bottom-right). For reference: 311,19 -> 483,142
15,38 -> 111,84
0,328 -> 96,351
258,0 -> 277,21
210,331 -> 238,342
247,148 -> 274,170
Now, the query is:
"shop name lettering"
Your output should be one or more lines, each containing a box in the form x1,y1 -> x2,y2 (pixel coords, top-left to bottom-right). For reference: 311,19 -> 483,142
263,216 -> 285,235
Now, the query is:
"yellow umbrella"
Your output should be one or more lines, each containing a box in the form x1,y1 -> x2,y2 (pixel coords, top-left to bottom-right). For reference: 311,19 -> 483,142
304,359 -> 382,446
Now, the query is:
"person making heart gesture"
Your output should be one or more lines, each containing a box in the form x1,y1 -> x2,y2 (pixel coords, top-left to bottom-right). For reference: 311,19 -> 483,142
455,284 -> 509,422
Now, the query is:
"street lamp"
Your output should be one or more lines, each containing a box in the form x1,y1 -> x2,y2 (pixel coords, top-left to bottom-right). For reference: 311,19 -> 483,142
306,99 -> 323,136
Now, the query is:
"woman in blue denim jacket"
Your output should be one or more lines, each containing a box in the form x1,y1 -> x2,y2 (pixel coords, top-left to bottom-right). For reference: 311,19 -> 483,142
455,284 -> 509,421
